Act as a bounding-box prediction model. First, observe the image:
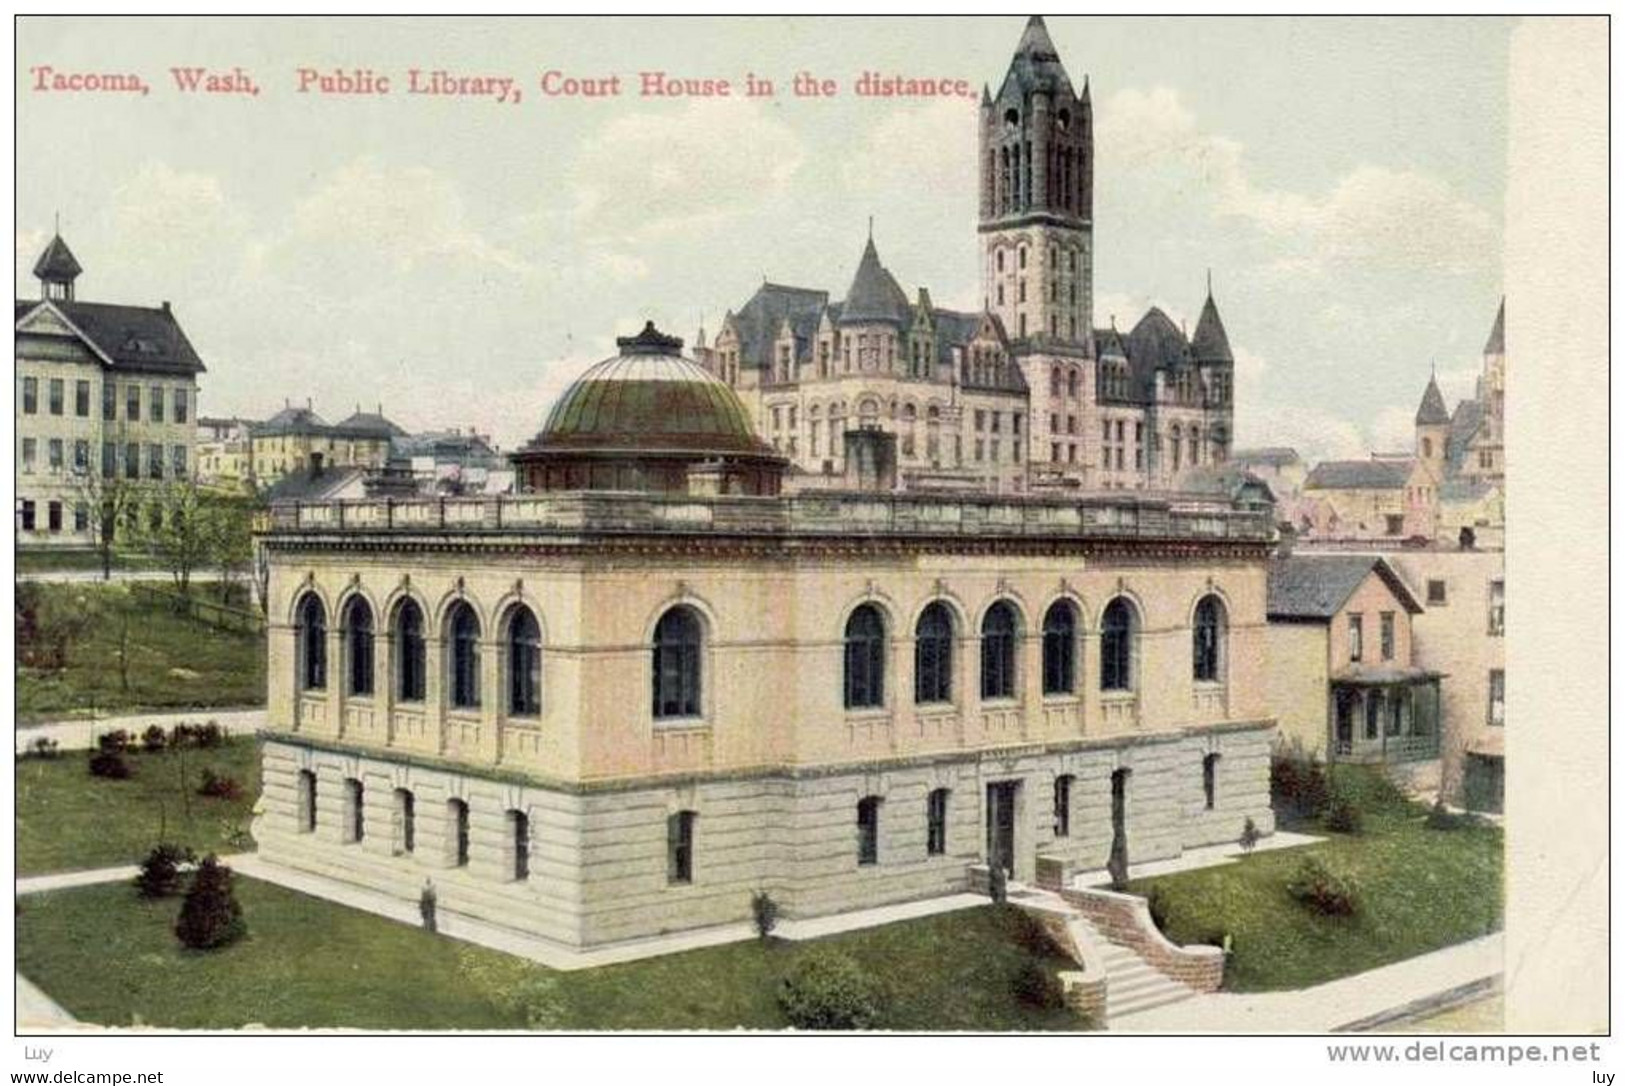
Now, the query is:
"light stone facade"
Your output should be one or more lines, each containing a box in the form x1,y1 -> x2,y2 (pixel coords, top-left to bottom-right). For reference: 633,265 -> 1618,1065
254,490 -> 1279,948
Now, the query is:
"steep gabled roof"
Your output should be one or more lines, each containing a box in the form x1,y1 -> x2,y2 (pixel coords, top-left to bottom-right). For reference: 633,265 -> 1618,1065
264,464 -> 367,504
1189,293 -> 1233,364
730,283 -> 829,369
1267,555 -> 1423,620
1445,399 -> 1485,475
1304,459 -> 1413,491
1484,297 -> 1505,355
21,299 -> 208,376
839,237 -> 912,325
1415,374 -> 1450,425
1231,447 -> 1302,467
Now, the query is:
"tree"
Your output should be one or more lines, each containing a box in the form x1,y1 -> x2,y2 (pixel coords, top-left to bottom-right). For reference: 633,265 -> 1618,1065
208,492 -> 256,606
72,471 -> 141,582
174,854 -> 246,949
135,482 -> 256,598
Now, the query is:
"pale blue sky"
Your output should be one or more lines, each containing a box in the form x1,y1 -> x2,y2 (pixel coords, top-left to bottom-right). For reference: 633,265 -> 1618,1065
16,16 -> 1510,458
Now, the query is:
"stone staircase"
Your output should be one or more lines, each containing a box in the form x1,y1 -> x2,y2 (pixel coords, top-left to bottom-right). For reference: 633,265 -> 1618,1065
1074,916 -> 1200,1022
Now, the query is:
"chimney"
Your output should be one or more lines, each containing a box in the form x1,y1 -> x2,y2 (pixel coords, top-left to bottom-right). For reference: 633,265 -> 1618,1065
1276,522 -> 1297,559
161,301 -> 171,313
310,452 -> 325,479
306,397 -> 313,410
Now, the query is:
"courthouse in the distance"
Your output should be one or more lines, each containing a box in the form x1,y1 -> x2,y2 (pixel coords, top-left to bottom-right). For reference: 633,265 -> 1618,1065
253,19 -> 1279,949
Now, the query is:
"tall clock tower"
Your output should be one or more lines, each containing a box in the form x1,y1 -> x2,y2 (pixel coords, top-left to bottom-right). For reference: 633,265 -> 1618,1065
979,15 -> 1093,349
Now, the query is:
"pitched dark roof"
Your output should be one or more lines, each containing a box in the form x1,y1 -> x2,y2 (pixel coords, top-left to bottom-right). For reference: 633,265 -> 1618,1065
1304,459 -> 1413,490
1231,447 -> 1302,467
994,15 -> 1077,102
1189,294 -> 1233,364
264,464 -> 367,504
1415,374 -> 1450,425
28,299 -> 208,376
729,283 -> 828,369
33,234 -> 82,283
1439,476 -> 1494,503
1267,555 -> 1423,620
254,406 -> 331,436
839,237 -> 912,325
1445,399 -> 1485,475
337,410 -> 407,438
1484,298 -> 1505,355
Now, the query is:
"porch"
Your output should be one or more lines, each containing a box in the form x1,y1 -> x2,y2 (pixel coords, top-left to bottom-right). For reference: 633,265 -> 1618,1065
1330,667 -> 1443,764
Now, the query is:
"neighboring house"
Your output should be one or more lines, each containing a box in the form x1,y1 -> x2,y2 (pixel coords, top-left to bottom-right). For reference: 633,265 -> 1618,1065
249,402 -> 405,487
1229,447 -> 1306,501
196,415 -> 256,491
1266,554 -> 1443,790
262,454 -> 368,505
392,428 -> 512,495
1301,458 -> 1437,541
695,17 -> 1237,496
14,233 -> 206,548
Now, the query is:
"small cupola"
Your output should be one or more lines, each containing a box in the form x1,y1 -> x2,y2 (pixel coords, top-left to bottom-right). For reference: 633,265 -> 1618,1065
33,233 -> 82,301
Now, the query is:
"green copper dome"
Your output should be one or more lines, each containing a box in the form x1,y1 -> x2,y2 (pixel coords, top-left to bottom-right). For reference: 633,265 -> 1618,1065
534,322 -> 764,455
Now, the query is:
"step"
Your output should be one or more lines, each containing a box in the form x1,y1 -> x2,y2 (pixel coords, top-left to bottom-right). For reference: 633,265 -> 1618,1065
1111,972 -> 1187,1000
1109,986 -> 1198,1020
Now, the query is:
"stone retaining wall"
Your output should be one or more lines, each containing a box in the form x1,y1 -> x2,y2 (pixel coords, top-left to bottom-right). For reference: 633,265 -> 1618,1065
1060,886 -> 1225,992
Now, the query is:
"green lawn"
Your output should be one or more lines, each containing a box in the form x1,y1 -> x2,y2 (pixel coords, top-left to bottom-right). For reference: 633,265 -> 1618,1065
16,583 -> 265,723
16,737 -> 260,875
16,549 -> 164,574
1130,767 -> 1503,992
16,878 -> 1083,1032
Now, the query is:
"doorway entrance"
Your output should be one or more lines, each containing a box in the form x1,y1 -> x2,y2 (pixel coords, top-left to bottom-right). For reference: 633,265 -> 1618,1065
986,781 -> 1019,877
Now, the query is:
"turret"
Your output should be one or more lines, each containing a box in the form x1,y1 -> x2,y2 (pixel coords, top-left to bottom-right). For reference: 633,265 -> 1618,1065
1414,371 -> 1451,476
33,233 -> 82,302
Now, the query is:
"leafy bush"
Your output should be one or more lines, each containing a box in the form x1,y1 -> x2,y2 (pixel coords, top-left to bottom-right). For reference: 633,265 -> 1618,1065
25,736 -> 59,760
96,729 -> 132,755
1239,816 -> 1261,853
1010,958 -> 1066,1009
141,725 -> 168,754
1285,857 -> 1358,917
1007,905 -> 1059,957
174,854 -> 246,949
169,723 -> 196,748
88,750 -> 133,780
1323,791 -> 1363,835
195,721 -> 225,749
1270,740 -> 1330,821
778,950 -> 885,1030
198,769 -> 243,800
751,889 -> 779,941
134,843 -> 196,898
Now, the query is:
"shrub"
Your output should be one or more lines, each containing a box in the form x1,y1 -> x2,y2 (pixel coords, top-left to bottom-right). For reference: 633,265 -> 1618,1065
141,725 -> 168,754
1145,884 -> 1171,932
1270,740 -> 1330,820
174,855 -> 246,949
169,723 -> 195,748
1239,816 -> 1261,853
1008,905 -> 1059,957
778,950 -> 885,1030
1425,797 -> 1471,831
1010,958 -> 1066,1009
751,889 -> 779,942
1286,857 -> 1358,917
26,736 -> 59,760
987,861 -> 1008,904
195,721 -> 225,749
134,844 -> 195,898
88,750 -> 133,780
1323,791 -> 1363,835
96,729 -> 132,755
198,769 -> 243,800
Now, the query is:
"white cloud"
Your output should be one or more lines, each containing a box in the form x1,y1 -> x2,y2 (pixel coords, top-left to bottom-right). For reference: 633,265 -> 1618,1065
841,98 -> 977,195
15,226 -> 48,290
567,99 -> 804,244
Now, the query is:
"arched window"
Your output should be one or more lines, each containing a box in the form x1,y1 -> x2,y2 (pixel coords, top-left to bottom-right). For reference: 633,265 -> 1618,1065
844,604 -> 886,710
1193,595 -> 1226,683
1042,601 -> 1077,695
914,602 -> 955,705
1170,426 -> 1183,472
297,593 -> 326,691
396,600 -> 426,702
344,597 -> 374,697
1067,368 -> 1079,398
652,607 -> 703,719
1101,598 -> 1138,692
508,606 -> 542,716
447,602 -> 481,710
980,602 -> 1018,700
1050,366 -> 1062,397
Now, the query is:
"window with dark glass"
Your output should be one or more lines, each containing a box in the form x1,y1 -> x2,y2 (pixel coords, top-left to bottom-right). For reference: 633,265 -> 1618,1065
1053,775 -> 1074,837
1348,613 -> 1363,662
73,440 -> 89,475
844,604 -> 886,709
126,384 -> 140,421
47,501 -> 62,532
395,788 -> 416,854
668,810 -> 695,884
509,809 -> 530,881
74,380 -> 89,417
914,602 -> 954,704
508,607 -> 542,716
345,597 -> 374,696
1042,602 -> 1076,695
1380,612 -> 1395,661
395,600 -> 426,702
926,789 -> 948,856
297,770 -> 317,833
22,376 -> 37,414
857,797 -> 881,866
48,378 -> 63,415
150,385 -> 164,423
1101,598 -> 1135,691
449,799 -> 470,866
344,778 -> 365,843
73,503 -> 88,533
652,607 -> 702,719
980,602 -> 1018,699
1365,694 -> 1381,740
124,442 -> 139,479
1193,595 -> 1225,682
19,501 -> 35,531
448,602 -> 481,709
1203,753 -> 1220,810
101,382 -> 115,421
175,387 -> 189,423
298,593 -> 326,691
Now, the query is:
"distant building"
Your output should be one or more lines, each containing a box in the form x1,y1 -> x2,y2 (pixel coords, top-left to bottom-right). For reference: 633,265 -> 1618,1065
1300,457 -> 1437,541
249,402 -> 405,487
14,233 -> 206,547
1229,447 -> 1306,501
391,427 -> 512,495
197,415 -> 255,490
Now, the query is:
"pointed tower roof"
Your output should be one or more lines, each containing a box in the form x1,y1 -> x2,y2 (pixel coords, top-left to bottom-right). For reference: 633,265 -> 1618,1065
839,236 -> 911,325
995,15 -> 1076,101
1415,374 -> 1451,426
1484,297 -> 1505,355
1190,292 -> 1233,364
33,234 -> 82,285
